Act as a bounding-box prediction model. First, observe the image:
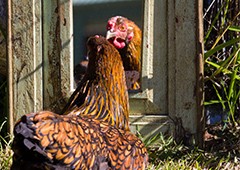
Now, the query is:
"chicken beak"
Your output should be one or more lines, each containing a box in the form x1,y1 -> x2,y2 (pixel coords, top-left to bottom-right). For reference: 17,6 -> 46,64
106,31 -> 116,40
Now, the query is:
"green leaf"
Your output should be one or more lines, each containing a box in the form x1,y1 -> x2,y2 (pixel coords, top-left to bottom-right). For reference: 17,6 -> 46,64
212,84 -> 226,110
204,60 -> 240,81
228,69 -> 237,99
204,100 -> 226,105
204,2 -> 226,43
204,37 -> 240,60
229,25 -> 240,32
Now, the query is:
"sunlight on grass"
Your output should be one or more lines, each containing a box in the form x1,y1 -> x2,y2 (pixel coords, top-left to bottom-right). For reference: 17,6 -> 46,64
144,132 -> 240,170
0,121 -> 13,170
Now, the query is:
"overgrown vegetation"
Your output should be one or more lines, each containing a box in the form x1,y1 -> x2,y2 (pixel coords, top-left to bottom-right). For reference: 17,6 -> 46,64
145,132 -> 240,169
204,0 -> 240,123
0,121 -> 12,170
0,77 -> 11,170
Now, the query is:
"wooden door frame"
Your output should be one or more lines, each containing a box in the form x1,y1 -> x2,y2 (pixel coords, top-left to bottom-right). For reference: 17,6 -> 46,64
7,0 -> 204,145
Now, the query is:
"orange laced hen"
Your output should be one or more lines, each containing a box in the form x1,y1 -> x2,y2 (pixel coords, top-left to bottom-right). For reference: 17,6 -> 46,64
106,16 -> 142,90
11,35 -> 148,170
62,35 -> 129,131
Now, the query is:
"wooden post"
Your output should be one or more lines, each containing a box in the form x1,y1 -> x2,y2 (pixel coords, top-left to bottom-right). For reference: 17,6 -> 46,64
42,0 -> 73,113
130,0 -> 204,145
7,0 -> 73,132
7,0 -> 43,133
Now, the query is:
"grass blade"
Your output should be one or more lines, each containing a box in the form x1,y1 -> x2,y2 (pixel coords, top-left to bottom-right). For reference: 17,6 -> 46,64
204,37 -> 240,60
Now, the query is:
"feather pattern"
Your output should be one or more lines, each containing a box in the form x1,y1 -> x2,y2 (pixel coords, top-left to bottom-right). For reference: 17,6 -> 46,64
11,36 -> 148,169
62,35 -> 129,131
12,111 -> 148,170
106,16 -> 142,90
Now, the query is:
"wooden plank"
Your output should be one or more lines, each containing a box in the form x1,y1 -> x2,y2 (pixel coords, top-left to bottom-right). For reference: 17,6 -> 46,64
174,0 -> 198,135
7,0 -> 43,132
130,0 -> 171,138
168,0 -> 204,144
58,0 -> 74,97
130,115 -> 170,140
196,0 -> 205,147
167,0 -> 177,137
130,0 -> 204,144
131,0 -> 168,114
42,0 -> 73,113
7,0 -> 73,132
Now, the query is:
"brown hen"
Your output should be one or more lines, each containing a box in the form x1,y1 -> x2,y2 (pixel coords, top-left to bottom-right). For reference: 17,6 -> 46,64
11,35 -> 148,169
11,111 -> 148,170
62,35 -> 129,131
106,16 -> 142,90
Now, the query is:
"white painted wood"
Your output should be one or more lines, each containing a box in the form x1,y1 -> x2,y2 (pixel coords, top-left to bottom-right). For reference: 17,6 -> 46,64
7,0 -> 43,132
7,0 -> 73,132
130,0 -> 204,144
42,0 -> 73,113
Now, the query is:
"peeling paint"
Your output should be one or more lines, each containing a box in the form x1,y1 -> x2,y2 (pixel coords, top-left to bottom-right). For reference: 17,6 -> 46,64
42,0 -> 72,113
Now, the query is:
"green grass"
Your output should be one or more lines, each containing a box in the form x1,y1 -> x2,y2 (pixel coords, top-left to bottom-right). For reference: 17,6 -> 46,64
0,137 -> 12,170
145,130 -> 240,170
0,121 -> 13,170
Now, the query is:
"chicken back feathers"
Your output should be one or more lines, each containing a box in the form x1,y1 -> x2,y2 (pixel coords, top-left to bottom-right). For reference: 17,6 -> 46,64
62,35 -> 129,131
12,111 -> 148,170
12,36 -> 148,169
106,16 -> 142,90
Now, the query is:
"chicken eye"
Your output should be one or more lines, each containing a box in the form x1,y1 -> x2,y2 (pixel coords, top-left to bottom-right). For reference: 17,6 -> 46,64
119,25 -> 126,32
